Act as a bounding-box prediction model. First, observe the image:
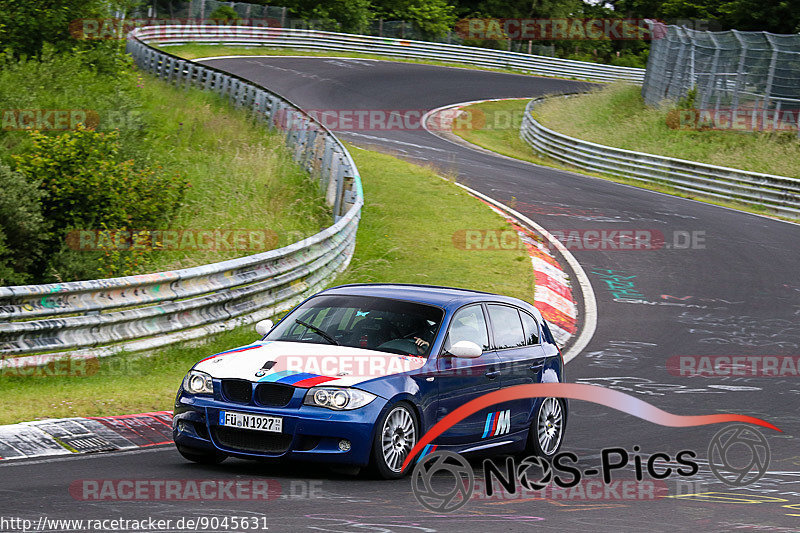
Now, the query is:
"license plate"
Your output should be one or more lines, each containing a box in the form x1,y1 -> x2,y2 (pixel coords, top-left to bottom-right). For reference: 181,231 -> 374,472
219,411 -> 283,433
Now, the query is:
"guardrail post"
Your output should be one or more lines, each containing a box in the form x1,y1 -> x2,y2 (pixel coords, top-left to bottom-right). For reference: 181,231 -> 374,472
339,176 -> 357,218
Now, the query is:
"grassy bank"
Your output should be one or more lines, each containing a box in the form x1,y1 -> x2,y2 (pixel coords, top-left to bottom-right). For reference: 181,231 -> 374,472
0,52 -> 329,281
452,93 -> 799,218
534,83 -> 800,178
0,145 -> 535,425
129,75 -> 331,270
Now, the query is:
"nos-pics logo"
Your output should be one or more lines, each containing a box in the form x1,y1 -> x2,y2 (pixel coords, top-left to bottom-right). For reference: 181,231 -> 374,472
411,424 -> 771,512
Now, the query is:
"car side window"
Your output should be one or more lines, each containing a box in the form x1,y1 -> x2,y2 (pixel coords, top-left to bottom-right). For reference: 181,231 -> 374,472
487,304 -> 526,349
520,311 -> 540,345
443,304 -> 490,352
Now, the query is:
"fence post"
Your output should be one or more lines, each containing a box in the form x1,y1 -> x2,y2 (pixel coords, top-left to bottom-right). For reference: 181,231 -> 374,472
762,34 -> 779,127
699,32 -> 720,110
730,30 -> 747,112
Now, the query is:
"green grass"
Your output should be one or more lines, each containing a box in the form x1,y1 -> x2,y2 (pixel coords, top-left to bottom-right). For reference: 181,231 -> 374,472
0,144 -> 536,425
452,95 -> 799,220
130,76 -> 331,270
451,98 -> 545,163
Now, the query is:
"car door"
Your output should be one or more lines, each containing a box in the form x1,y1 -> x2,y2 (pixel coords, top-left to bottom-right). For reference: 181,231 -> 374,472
486,304 -> 547,438
434,303 -> 501,446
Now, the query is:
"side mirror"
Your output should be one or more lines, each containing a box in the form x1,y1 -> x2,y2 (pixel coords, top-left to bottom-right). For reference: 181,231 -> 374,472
255,319 -> 274,336
449,340 -> 482,358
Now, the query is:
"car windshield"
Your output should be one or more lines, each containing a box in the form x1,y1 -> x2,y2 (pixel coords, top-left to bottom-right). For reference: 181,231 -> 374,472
266,294 -> 444,357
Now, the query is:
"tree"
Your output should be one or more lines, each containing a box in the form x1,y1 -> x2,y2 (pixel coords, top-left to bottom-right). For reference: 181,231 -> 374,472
374,0 -> 457,37
283,0 -> 373,33
0,0 -> 108,57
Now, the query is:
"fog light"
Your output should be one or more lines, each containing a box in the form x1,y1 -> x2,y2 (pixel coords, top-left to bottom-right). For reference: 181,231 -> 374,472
177,420 -> 188,433
338,439 -> 351,452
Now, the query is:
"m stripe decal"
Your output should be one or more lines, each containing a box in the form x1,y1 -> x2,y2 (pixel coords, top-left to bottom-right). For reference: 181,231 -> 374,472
292,375 -> 338,388
258,370 -> 297,382
199,343 -> 263,363
481,412 -> 495,439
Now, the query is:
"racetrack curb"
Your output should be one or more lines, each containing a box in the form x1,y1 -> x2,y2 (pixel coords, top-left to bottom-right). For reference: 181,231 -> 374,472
0,412 -> 173,462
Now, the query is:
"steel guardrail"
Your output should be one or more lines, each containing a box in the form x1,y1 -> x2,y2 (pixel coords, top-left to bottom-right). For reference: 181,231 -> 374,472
520,96 -> 800,219
132,25 -> 645,83
0,28 -> 364,366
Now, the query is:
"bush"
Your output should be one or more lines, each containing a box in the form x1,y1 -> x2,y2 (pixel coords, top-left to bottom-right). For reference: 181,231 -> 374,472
12,126 -> 189,281
208,6 -> 239,20
0,164 -> 48,285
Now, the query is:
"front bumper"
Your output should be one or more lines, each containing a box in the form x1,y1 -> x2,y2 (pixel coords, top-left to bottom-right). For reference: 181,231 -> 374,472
173,390 -> 388,467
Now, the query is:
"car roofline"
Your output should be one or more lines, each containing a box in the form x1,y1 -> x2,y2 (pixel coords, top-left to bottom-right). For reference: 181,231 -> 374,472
326,282 -> 495,296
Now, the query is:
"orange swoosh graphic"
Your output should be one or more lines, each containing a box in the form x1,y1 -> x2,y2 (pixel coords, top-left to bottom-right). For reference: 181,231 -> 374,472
401,383 -> 780,472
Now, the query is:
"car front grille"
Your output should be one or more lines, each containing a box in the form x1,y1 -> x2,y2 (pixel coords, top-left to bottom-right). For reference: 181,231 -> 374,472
212,427 -> 292,454
221,379 -> 253,403
255,383 -> 295,407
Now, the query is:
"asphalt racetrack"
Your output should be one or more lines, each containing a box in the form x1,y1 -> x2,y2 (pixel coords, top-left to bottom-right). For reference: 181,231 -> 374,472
2,57 -> 799,532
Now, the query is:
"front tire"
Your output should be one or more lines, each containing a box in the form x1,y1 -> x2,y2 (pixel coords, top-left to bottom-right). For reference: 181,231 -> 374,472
525,397 -> 565,458
177,445 -> 227,465
369,403 -> 418,479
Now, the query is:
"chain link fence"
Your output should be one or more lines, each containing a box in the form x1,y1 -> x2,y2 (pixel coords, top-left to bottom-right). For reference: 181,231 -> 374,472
643,22 -> 800,132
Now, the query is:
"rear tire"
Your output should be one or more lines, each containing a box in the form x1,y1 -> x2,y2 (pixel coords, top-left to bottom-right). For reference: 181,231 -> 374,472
368,402 -> 418,479
525,397 -> 565,458
177,445 -> 227,465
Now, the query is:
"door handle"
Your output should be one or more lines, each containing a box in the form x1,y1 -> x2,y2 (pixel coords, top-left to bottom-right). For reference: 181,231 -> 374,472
529,360 -> 545,371
485,370 -> 501,379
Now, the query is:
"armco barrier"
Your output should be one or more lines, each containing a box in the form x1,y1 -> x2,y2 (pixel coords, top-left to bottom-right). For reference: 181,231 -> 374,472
131,25 -> 644,84
520,96 -> 800,219
0,28 -> 364,366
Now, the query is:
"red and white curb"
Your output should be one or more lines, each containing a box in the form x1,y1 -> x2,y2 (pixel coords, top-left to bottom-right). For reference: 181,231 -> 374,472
0,411 -> 172,461
423,100 -> 597,363
473,198 -> 577,346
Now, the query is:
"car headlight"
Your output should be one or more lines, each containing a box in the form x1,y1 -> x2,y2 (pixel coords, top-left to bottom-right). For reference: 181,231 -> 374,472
182,370 -> 213,395
303,387 -> 376,410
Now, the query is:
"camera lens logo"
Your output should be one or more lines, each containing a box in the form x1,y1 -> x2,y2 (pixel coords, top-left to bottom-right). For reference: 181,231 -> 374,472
516,456 -> 553,491
411,451 -> 474,512
708,424 -> 770,486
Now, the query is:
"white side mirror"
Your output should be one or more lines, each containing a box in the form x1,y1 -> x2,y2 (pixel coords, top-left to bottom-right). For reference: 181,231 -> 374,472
255,319 -> 274,336
449,340 -> 482,358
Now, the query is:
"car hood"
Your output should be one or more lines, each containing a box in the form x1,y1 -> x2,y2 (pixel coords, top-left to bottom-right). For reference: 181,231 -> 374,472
193,340 -> 426,387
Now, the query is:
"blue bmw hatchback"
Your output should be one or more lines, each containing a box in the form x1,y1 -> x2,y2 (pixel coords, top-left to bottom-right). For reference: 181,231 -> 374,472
173,283 -> 567,479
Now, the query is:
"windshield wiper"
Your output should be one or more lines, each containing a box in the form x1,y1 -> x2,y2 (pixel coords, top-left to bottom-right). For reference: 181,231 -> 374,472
295,319 -> 339,345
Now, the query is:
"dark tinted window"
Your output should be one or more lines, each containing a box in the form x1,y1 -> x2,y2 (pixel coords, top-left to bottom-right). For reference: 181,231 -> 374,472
266,295 -> 443,356
520,311 -> 540,345
487,304 -> 525,349
443,304 -> 490,352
